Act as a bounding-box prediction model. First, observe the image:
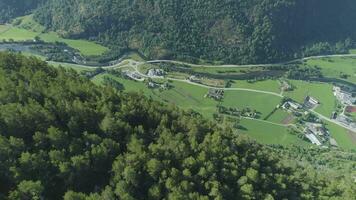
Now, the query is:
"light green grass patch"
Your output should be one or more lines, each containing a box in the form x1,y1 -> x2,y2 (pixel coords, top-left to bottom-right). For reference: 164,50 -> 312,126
222,91 -> 282,119
230,80 -> 281,93
325,121 -> 356,150
238,118 -> 309,146
0,26 -> 38,41
306,57 -> 356,84
39,32 -> 108,56
48,61 -> 95,72
267,109 -> 291,124
0,25 -> 10,33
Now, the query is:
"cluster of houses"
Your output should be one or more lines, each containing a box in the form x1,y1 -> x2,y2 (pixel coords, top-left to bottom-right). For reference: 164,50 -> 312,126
147,69 -> 165,77
333,86 -> 356,105
332,86 -> 356,131
205,89 -> 224,100
147,81 -> 170,90
281,96 -> 319,113
303,123 -> 336,147
123,70 -> 144,81
304,96 -> 320,109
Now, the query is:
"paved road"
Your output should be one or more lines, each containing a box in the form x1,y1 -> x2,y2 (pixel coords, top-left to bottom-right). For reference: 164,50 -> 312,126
310,110 -> 356,132
147,54 -> 356,68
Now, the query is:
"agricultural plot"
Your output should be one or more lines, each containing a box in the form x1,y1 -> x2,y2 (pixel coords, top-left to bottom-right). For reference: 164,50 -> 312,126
238,118 -> 309,146
0,25 -> 10,33
305,57 -> 356,84
325,121 -> 356,150
40,32 -> 108,56
230,80 -> 281,93
266,109 -> 292,124
222,91 -> 282,119
0,15 -> 108,56
0,26 -> 38,41
285,80 -> 336,117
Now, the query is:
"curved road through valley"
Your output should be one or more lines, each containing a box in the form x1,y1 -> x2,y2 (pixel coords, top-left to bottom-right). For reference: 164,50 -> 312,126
49,53 -> 356,132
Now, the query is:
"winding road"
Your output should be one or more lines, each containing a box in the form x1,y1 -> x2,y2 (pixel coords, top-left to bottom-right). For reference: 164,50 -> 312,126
49,53 -> 356,132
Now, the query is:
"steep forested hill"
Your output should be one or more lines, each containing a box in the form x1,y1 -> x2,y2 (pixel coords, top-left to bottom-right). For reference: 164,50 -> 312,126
0,52 -> 355,199
32,0 -> 356,64
0,0 -> 43,23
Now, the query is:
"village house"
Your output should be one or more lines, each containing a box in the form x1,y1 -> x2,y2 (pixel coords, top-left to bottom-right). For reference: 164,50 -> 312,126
305,133 -> 322,146
147,69 -> 165,77
205,89 -> 224,100
282,101 -> 302,111
304,96 -> 319,108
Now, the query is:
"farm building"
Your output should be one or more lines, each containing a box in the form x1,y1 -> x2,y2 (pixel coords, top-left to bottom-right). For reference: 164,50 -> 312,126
305,133 -> 322,146
206,89 -> 224,100
282,101 -> 302,110
147,69 -> 165,77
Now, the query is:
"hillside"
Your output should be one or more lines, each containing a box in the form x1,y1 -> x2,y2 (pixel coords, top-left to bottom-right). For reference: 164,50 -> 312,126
0,0 -> 43,23
32,0 -> 356,64
0,52 -> 355,199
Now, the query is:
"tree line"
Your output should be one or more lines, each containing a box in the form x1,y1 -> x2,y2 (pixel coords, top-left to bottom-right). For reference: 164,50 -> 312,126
0,52 -> 355,199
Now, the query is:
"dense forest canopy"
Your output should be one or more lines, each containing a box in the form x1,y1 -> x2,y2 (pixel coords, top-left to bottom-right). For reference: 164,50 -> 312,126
31,0 -> 356,64
0,0 -> 43,23
0,52 -> 355,199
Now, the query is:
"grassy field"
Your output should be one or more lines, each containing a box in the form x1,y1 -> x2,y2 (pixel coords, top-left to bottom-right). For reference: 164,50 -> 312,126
267,109 -> 291,124
238,118 -> 309,146
230,80 -> 281,93
222,91 -> 282,119
305,57 -> 356,84
0,25 -> 10,33
39,32 -> 108,56
285,80 -> 336,117
0,15 -> 109,56
325,121 -> 356,150
0,26 -> 38,41
48,61 -> 95,72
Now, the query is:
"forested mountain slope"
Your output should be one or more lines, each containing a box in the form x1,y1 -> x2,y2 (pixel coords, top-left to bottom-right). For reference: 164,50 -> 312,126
32,0 -> 356,64
0,52 -> 355,199
0,0 -> 43,23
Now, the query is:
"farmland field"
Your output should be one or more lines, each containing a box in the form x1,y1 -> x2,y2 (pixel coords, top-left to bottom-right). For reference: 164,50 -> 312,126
230,79 -> 281,93
238,118 -> 309,146
325,121 -> 356,150
0,26 -> 38,41
40,32 -> 108,56
305,57 -> 356,84
266,109 -> 291,124
222,90 -> 282,119
0,16 -> 108,56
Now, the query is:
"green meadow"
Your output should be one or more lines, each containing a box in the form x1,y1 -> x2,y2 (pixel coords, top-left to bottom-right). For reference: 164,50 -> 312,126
230,79 -> 281,93
285,80 -> 336,117
0,15 -> 109,56
238,118 -> 309,146
325,121 -> 356,150
222,91 -> 282,119
305,57 -> 356,84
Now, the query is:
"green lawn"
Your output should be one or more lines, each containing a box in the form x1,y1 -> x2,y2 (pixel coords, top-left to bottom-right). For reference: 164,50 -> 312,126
267,109 -> 291,124
305,57 -> 356,84
238,118 -> 309,146
0,15 -> 109,56
0,25 -> 10,33
0,26 -> 38,41
40,32 -> 108,56
222,91 -> 282,119
285,80 -> 336,117
325,121 -> 356,150
230,80 -> 281,93
48,61 -> 95,72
